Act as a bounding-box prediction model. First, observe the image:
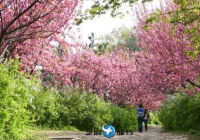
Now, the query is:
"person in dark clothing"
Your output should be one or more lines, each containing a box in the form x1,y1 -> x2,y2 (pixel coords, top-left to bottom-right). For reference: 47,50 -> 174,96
143,109 -> 150,131
137,104 -> 144,132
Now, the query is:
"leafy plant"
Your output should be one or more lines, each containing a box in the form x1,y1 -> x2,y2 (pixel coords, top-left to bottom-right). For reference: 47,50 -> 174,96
159,92 -> 200,132
110,105 -> 137,131
0,61 -> 31,139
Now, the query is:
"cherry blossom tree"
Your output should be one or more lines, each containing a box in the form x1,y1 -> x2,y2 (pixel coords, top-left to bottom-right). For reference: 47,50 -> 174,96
41,44 -> 163,109
134,1 -> 200,98
0,0 -> 82,65
5,0 -> 198,110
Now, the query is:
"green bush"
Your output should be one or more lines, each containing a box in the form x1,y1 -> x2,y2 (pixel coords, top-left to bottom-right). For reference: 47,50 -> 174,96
55,88 -> 114,130
0,61 -> 32,139
31,87 -> 139,131
159,92 -> 200,132
0,60 -> 146,139
29,88 -> 60,128
29,87 -> 113,130
0,60 -> 139,138
56,88 -> 139,131
110,105 -> 137,131
148,111 -> 162,125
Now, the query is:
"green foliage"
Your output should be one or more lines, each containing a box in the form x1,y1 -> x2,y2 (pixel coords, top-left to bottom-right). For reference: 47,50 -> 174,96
171,0 -> 200,57
0,60 -> 31,139
148,111 -> 162,125
172,0 -> 200,25
110,105 -> 137,130
145,0 -> 200,57
76,0 -> 153,24
85,33 -> 109,55
159,93 -> 200,132
29,88 -> 60,128
30,87 -> 139,131
56,88 -> 114,130
0,60 -> 140,139
98,26 -> 140,52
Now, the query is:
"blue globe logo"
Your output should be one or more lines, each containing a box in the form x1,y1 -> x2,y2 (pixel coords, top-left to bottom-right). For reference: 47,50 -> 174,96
102,124 -> 116,138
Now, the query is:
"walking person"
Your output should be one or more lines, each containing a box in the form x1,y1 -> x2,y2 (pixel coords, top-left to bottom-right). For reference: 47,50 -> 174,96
143,109 -> 150,131
137,104 -> 144,132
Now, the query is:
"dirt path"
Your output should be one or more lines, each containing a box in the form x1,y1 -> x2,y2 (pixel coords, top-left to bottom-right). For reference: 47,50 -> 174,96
40,126 -> 196,140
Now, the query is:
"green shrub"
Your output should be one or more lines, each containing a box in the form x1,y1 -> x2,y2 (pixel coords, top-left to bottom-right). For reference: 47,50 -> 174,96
56,88 -> 139,131
0,60 -> 142,139
31,87 -> 139,131
0,61 -> 31,139
29,88 -> 60,128
110,105 -> 137,131
148,111 -> 162,125
56,88 -> 114,130
159,92 -> 200,132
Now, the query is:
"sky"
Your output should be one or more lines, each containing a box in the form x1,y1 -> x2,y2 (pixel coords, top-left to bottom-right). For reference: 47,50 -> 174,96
78,0 -> 162,44
79,14 -> 133,44
78,1 -> 133,44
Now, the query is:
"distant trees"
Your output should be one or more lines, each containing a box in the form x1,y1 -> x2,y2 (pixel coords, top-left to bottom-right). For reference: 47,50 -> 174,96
85,26 -> 139,55
98,25 -> 139,52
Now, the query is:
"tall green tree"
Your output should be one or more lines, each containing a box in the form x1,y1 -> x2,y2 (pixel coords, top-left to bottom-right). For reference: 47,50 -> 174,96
85,32 -> 108,55
98,26 -> 139,52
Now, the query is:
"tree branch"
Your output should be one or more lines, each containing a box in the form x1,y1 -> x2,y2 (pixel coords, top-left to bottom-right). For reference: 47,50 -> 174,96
186,79 -> 200,88
184,14 -> 200,25
0,11 -> 3,31
0,0 -> 39,44
4,1 -> 38,31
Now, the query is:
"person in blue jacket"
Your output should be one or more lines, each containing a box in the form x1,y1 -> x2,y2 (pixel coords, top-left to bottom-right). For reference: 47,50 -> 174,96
137,104 -> 144,132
